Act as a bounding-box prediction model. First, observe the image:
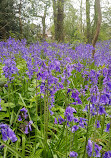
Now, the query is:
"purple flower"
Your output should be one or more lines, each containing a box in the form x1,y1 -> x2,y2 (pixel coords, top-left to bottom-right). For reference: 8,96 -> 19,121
90,95 -> 99,105
107,82 -> 111,90
79,118 -> 87,128
18,115 -> 22,121
54,118 -> 58,124
98,106 -> 106,115
100,94 -> 109,105
0,145 -> 4,150
65,106 -> 76,122
24,126 -> 29,134
20,107 -> 27,113
96,120 -> 100,128
86,140 -> 93,157
90,104 -> 97,116
86,139 -> 102,157
24,121 -> 33,134
94,143 -> 102,157
69,151 -> 78,157
103,151 -> 111,158
71,125 -> 79,133
2,58 -> 18,81
58,116 -> 64,124
71,92 -> 82,104
0,124 -> 17,142
105,123 -> 110,132
0,105 -> 2,111
83,105 -> 88,112
7,127 -> 18,142
20,107 -> 28,119
73,117 -> 79,123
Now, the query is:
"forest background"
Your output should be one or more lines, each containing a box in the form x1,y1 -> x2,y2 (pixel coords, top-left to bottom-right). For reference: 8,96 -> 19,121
0,0 -> 111,44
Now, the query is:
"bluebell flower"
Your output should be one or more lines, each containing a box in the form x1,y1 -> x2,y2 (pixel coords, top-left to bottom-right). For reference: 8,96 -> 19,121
24,121 -> 33,134
103,151 -> 111,158
20,107 -> 28,119
18,115 -> 22,121
0,124 -> 17,142
90,95 -> 99,105
94,143 -> 102,157
107,82 -> 111,90
96,120 -> 100,128
100,94 -> 109,105
71,125 -> 79,133
3,58 -> 18,81
71,91 -> 82,105
54,118 -> 58,124
0,145 -> 4,150
73,117 -> 79,123
58,116 -> 64,124
79,117 -> 87,128
86,139 -> 93,157
86,139 -> 102,157
98,106 -> 106,115
69,151 -> 78,157
65,106 -> 76,122
83,105 -> 88,112
105,123 -> 110,132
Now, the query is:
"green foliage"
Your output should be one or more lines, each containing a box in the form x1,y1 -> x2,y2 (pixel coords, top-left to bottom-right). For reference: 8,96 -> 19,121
0,0 -> 19,40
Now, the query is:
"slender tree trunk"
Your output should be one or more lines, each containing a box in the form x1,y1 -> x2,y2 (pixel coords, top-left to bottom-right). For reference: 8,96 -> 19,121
19,0 -> 23,38
36,7 -> 47,41
91,0 -> 98,41
42,5 -> 47,40
80,0 -> 83,33
56,0 -> 64,42
92,0 -> 102,58
86,0 -> 91,43
1,27 -> 6,41
52,0 -> 57,40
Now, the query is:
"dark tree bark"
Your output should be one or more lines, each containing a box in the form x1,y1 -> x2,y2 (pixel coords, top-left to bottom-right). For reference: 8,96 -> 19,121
42,6 -> 47,40
56,0 -> 64,42
92,0 -> 102,58
52,0 -> 64,42
86,0 -> 91,43
80,0 -> 83,33
19,0 -> 23,38
52,0 -> 57,40
0,0 -> 17,40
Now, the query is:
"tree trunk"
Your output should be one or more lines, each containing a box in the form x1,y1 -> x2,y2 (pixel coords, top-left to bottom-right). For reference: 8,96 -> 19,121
86,0 -> 91,43
56,0 -> 64,42
92,0 -> 102,58
42,6 -> 47,40
19,0 -> 23,38
80,0 -> 83,33
52,0 -> 57,40
1,27 -> 6,41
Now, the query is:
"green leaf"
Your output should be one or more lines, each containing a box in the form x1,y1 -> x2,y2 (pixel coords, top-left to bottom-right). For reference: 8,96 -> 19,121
0,112 -> 9,120
22,134 -> 25,156
3,102 -> 16,108
0,139 -> 24,158
30,149 -> 43,158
